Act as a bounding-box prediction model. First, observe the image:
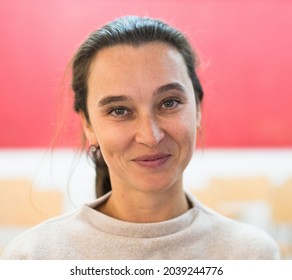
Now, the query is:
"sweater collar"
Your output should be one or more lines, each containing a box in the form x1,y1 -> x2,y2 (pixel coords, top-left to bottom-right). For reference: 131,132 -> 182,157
80,192 -> 198,238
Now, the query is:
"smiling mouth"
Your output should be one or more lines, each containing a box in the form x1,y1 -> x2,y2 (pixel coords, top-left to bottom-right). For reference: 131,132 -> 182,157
133,153 -> 172,168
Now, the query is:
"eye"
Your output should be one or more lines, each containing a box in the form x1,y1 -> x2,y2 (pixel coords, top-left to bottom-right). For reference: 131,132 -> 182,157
108,107 -> 130,118
161,98 -> 181,109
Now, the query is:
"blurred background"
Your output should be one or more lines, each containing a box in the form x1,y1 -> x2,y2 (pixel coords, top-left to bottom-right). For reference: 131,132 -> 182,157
0,0 -> 291,259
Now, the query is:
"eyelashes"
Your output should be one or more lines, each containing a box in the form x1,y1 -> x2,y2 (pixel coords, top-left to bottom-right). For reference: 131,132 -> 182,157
161,97 -> 183,109
108,106 -> 131,118
106,97 -> 184,119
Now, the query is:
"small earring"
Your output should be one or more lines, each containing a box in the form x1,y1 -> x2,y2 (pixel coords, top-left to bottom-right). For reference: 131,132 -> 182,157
88,144 -> 98,162
89,144 -> 97,153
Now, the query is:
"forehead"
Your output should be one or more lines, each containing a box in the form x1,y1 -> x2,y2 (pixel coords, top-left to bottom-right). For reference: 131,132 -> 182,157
91,42 -> 184,66
87,42 -> 191,95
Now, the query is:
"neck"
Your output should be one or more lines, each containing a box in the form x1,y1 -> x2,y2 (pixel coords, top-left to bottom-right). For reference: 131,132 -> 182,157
97,186 -> 190,223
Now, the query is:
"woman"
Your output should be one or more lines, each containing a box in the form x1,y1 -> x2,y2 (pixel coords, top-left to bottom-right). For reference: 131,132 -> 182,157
1,16 -> 280,259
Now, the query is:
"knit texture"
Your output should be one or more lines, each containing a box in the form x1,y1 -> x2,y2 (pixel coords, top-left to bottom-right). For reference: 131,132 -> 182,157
1,192 -> 280,259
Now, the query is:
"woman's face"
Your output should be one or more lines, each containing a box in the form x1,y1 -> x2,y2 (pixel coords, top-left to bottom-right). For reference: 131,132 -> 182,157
82,42 -> 199,194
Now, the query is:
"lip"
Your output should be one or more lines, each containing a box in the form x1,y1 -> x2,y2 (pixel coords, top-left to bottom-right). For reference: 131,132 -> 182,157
132,153 -> 172,168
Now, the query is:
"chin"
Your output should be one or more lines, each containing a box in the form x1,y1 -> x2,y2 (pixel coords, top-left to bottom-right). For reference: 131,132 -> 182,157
133,177 -> 182,194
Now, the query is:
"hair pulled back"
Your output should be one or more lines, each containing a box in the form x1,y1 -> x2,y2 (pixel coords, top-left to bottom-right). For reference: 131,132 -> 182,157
71,16 -> 204,197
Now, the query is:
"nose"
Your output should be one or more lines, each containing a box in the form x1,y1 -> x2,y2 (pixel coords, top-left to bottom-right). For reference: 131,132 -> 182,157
135,115 -> 165,148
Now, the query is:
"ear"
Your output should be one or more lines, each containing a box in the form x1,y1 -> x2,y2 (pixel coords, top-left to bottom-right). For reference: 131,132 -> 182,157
80,112 -> 98,146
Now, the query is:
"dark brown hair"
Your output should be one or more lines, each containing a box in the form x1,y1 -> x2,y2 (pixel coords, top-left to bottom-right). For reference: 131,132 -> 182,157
71,16 -> 204,197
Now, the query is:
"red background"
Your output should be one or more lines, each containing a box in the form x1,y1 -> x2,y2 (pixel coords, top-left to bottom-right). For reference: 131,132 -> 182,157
1,0 -> 291,148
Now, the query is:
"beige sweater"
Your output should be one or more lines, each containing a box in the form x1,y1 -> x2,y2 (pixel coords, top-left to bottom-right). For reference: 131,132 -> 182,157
1,192 -> 280,259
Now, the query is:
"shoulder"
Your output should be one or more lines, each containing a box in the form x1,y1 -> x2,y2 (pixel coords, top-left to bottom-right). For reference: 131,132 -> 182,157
1,194 -> 112,260
0,210 -> 81,260
223,218 -> 280,259
186,192 -> 281,259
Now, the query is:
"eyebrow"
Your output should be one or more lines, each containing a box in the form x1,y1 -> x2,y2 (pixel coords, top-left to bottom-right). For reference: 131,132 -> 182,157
97,82 -> 186,107
154,82 -> 186,96
98,95 -> 130,107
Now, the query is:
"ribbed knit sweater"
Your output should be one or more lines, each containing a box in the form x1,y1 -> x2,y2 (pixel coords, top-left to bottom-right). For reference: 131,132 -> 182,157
1,192 -> 280,259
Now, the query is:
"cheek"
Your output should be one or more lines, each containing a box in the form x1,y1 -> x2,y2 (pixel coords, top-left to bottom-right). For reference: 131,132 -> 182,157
177,123 -> 196,148
165,113 -> 197,153
95,124 -> 132,159
177,115 -> 197,165
177,110 -> 197,139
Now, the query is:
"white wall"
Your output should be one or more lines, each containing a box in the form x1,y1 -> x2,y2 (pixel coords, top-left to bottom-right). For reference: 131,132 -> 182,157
0,148 -> 291,210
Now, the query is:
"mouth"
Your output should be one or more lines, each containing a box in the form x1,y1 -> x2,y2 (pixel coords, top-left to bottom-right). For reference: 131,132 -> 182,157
132,153 -> 172,168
